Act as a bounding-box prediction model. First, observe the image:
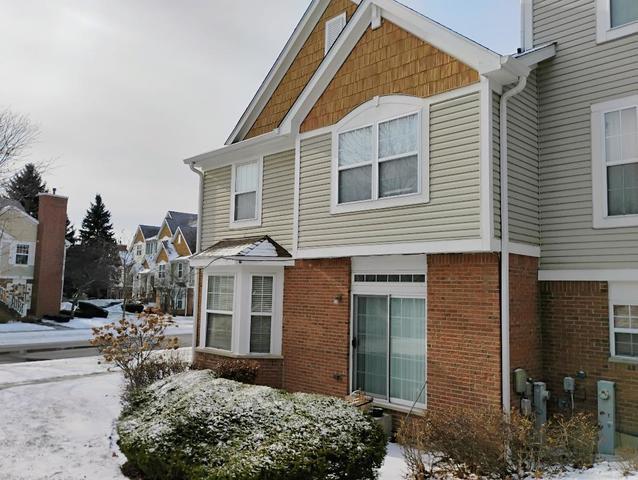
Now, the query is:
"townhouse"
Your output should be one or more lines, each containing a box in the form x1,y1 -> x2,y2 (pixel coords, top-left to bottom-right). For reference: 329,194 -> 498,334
185,0 -> 638,449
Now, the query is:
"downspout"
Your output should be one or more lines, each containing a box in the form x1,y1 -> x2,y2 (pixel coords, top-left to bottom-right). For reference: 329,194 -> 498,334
189,162 -> 204,360
500,75 -> 527,413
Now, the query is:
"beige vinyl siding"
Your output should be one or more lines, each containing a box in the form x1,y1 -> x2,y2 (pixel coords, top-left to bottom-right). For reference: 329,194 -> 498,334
298,92 -> 481,249
201,150 -> 295,251
534,0 -> 638,269
0,210 -> 37,279
493,92 -> 501,236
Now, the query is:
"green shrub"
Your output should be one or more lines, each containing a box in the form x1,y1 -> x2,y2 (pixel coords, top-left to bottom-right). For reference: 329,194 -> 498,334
123,353 -> 189,403
397,407 -> 598,479
118,370 -> 387,480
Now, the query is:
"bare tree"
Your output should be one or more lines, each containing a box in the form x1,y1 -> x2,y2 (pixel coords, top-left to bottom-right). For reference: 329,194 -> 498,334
116,249 -> 137,319
156,263 -> 187,315
0,108 -> 39,177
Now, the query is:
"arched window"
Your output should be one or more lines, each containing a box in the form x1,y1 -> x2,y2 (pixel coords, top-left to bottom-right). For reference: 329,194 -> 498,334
331,95 -> 430,214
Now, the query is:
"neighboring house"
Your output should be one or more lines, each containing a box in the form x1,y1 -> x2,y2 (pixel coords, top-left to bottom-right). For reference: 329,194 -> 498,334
185,0 -> 638,449
0,194 -> 68,318
129,211 -> 197,315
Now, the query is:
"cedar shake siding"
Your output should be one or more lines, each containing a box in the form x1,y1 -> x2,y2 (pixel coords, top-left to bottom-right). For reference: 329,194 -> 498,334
244,0 -> 358,139
298,92 -> 481,249
201,149 -> 295,251
300,19 -> 479,133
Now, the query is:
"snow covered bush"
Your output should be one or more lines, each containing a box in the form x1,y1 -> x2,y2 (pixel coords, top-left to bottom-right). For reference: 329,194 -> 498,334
398,407 -> 598,479
193,358 -> 260,384
118,370 -> 387,480
90,313 -> 179,391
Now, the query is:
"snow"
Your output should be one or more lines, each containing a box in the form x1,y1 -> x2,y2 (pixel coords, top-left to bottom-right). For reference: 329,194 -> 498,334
0,355 -> 636,480
0,322 -> 54,333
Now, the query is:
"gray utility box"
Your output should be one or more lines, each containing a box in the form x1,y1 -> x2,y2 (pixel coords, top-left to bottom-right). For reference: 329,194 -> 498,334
598,380 -> 616,455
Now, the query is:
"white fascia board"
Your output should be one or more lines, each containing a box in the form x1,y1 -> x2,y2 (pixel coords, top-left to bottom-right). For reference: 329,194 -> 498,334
225,0 -> 331,145
189,256 -> 294,268
539,269 -> 638,282
183,130 -> 294,171
513,43 -> 557,69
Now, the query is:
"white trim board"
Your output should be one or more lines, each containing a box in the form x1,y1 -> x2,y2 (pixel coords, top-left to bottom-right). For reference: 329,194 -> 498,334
539,270 -> 638,282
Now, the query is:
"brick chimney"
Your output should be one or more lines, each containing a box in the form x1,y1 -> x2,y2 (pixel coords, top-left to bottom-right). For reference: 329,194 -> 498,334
32,193 -> 68,317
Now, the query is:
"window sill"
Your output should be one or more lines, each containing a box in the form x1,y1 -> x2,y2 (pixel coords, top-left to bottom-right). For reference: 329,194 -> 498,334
331,192 -> 429,215
596,22 -> 638,44
195,347 -> 283,360
608,356 -> 638,366
593,213 -> 638,229
229,218 -> 262,230
371,400 -> 425,415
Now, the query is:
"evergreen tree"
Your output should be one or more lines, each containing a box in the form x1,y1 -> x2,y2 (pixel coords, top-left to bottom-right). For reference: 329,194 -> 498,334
79,194 -> 115,245
5,163 -> 46,218
65,217 -> 77,245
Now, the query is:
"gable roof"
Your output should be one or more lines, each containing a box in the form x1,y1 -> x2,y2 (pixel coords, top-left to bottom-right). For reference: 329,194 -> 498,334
139,225 -> 160,240
166,211 -> 198,229
0,198 -> 26,212
224,0 -> 527,145
177,225 -> 197,255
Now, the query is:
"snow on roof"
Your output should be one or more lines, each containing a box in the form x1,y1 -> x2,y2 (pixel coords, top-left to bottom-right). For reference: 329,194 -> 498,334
139,225 -> 160,239
0,198 -> 25,212
161,240 -> 180,261
192,236 -> 291,260
178,225 -> 197,254
166,211 -> 198,231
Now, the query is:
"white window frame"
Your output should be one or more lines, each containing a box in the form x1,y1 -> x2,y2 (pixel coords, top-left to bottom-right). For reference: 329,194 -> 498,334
199,265 -> 283,357
202,273 -> 237,352
135,244 -> 142,256
591,95 -> 638,228
14,243 -> 30,266
609,281 -> 638,362
596,0 -> 638,43
158,263 -> 166,280
350,255 -> 427,410
249,274 -> 275,354
229,157 -> 263,229
176,262 -> 184,279
331,95 -> 430,214
175,291 -> 185,310
325,12 -> 346,55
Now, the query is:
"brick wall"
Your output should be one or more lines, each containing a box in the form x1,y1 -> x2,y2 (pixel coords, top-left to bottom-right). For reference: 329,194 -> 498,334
427,253 -> 502,412
282,258 -> 351,397
509,254 -> 542,405
193,351 -> 283,389
300,19 -> 479,133
32,194 -> 68,317
541,281 -> 638,436
245,0 -> 357,139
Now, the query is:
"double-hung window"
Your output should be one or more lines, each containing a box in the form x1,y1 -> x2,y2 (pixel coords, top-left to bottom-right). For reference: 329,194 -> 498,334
231,159 -> 262,227
136,244 -> 142,256
597,0 -> 638,43
15,244 -> 29,265
176,262 -> 184,279
205,275 -> 235,350
333,96 -> 427,213
158,263 -> 166,280
592,95 -> 638,228
250,275 -> 273,353
609,282 -> 638,361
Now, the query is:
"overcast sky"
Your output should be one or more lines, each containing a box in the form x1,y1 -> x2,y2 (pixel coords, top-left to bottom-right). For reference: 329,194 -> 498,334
0,0 -> 520,244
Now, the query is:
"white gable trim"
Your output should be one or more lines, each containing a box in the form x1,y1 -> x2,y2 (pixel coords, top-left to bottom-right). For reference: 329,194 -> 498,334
225,0 -> 336,145
174,226 -> 193,256
280,0 -> 527,136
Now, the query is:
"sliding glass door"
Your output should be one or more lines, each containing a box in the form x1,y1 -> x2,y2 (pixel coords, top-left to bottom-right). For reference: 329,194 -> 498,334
354,294 -> 426,407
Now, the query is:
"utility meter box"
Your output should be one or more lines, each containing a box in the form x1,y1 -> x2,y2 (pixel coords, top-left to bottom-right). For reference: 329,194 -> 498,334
513,368 -> 528,395
598,380 -> 616,455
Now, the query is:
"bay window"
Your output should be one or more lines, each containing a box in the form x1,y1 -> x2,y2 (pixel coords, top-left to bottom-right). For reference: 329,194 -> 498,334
230,159 -> 262,227
332,96 -> 428,213
199,267 -> 283,357
205,275 -> 235,350
591,95 -> 638,228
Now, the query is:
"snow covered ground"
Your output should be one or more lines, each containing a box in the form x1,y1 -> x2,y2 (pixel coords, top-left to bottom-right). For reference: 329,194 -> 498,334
0,355 -> 635,480
0,299 -> 192,351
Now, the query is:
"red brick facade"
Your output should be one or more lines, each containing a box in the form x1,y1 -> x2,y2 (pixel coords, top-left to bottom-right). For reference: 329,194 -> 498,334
32,194 -> 68,317
509,255 -> 542,405
193,351 -> 283,389
281,258 -> 351,396
541,281 -> 638,436
427,253 -> 502,412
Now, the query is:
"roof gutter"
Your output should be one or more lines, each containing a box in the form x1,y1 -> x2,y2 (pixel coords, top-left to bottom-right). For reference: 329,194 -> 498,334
499,75 -> 528,414
188,162 -> 205,359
